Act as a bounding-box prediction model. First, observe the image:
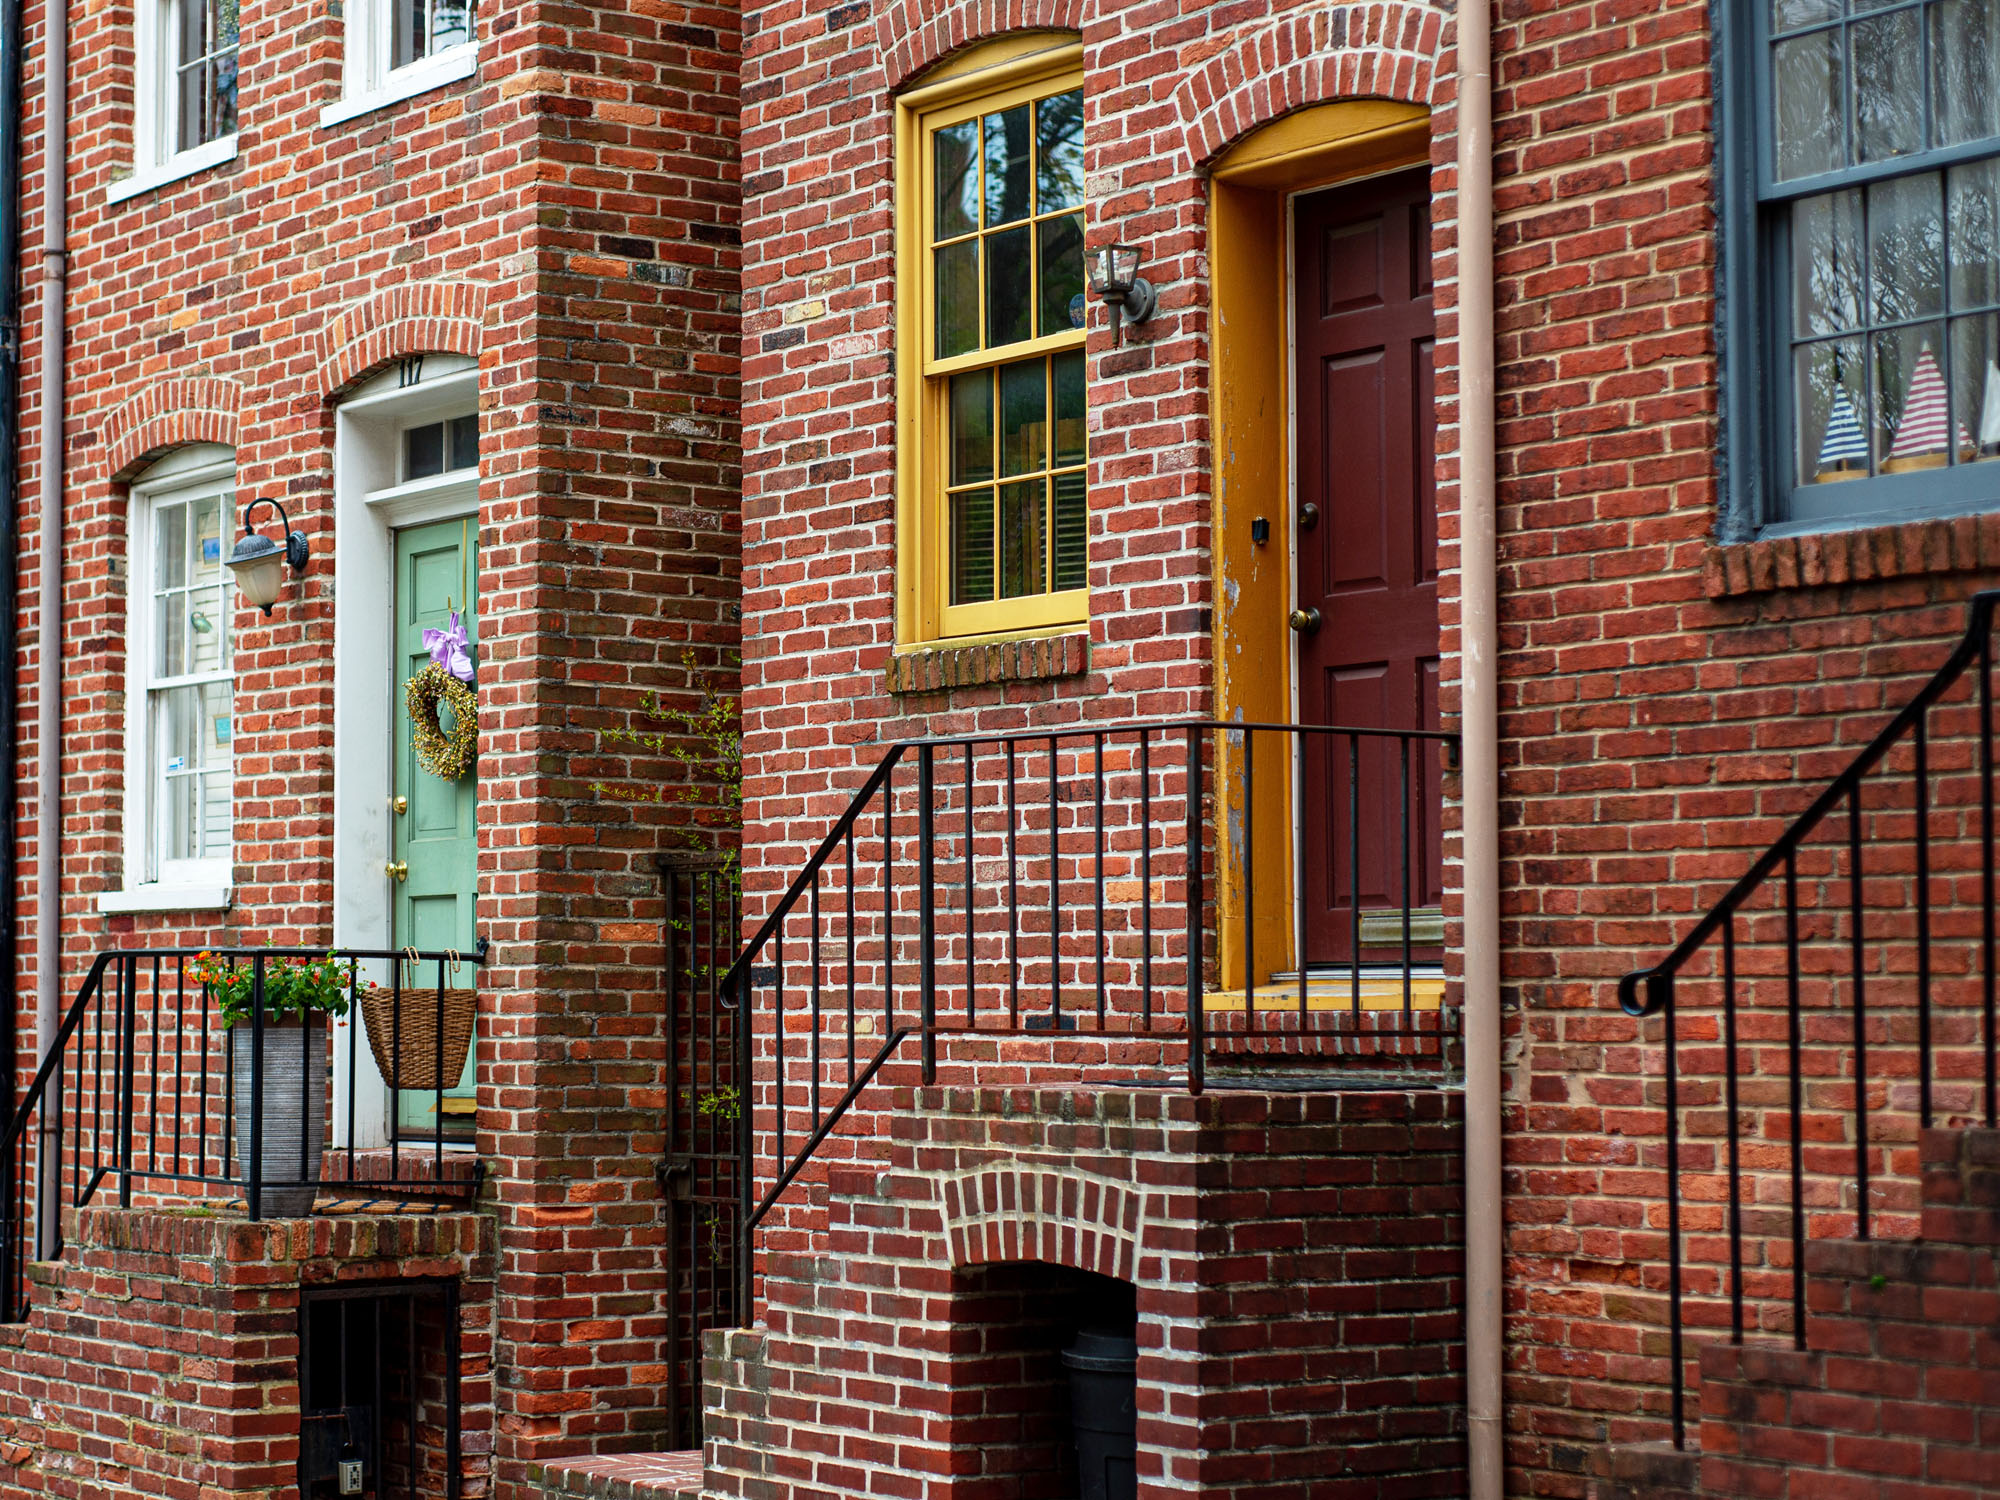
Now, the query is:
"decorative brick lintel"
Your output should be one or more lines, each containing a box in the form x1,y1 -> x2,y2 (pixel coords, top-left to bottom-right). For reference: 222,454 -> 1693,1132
1703,512 -> 2000,598
884,630 -> 1088,694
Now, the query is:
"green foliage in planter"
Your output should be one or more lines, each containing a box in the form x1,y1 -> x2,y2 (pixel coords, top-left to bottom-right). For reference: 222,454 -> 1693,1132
190,949 -> 355,1029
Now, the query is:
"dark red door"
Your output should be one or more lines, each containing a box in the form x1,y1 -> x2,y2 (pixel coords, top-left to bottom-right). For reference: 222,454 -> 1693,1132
1293,168 -> 1441,963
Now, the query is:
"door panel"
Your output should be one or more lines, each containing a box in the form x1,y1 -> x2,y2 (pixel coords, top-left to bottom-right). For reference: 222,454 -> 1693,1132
392,516 -> 478,1135
1295,167 -> 1441,964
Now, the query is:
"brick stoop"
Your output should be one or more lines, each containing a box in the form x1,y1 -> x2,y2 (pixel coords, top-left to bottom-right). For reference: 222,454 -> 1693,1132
1598,1127 -> 2000,1500
540,1451 -> 705,1500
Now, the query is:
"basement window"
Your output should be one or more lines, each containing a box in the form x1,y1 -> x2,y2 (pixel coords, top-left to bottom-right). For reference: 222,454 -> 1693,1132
323,0 -> 480,128
111,0 -> 240,204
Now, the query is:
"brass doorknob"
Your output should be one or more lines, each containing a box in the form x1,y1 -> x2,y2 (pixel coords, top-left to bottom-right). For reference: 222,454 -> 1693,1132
1288,607 -> 1322,635
386,861 -> 408,883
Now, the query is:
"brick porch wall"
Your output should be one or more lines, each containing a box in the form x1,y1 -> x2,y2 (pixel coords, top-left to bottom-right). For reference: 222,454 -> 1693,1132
0,1207 -> 495,1498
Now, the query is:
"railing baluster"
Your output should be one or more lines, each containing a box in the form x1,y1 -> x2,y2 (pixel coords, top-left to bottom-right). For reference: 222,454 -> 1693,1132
1984,620 -> 1996,1128
1722,914 -> 1743,1341
1186,727 -> 1205,1094
845,829 -> 856,1086
1140,731 -> 1152,1028
1049,735 -> 1062,1026
1298,731 -> 1308,1023
1849,791 -> 1869,1240
1400,733 -> 1412,1015
1348,734 -> 1361,1016
966,742 -> 976,1026
1663,971 -> 1683,1449
1095,732 -> 1106,1028
1243,728 -> 1255,1021
1007,742 -> 1019,1028
919,742 -> 937,1085
1916,713 -> 1933,1128
811,871 -> 822,1130
1785,848 -> 1804,1350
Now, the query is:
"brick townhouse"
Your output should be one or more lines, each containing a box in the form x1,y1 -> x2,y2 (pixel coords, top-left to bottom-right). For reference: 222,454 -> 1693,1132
0,0 -> 1995,1497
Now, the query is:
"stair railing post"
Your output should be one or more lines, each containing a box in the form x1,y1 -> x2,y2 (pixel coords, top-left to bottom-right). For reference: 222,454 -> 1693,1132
247,955 -> 264,1222
116,955 -> 138,1209
1185,726 -> 1205,1095
918,742 -> 937,1086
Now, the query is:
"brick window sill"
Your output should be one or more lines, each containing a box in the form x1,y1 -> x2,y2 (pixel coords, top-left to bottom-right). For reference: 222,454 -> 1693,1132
1703,512 -> 2000,599
885,631 -> 1089,694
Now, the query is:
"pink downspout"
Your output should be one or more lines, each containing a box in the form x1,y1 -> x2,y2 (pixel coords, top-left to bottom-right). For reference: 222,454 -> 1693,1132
33,0 -> 64,1257
1457,0 -> 1503,1496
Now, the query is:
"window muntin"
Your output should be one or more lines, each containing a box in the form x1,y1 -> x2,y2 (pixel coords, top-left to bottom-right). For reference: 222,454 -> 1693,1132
174,0 -> 239,151
392,0 -> 476,71
135,472 -> 235,885
917,71 -> 1089,638
1758,0 -> 2000,524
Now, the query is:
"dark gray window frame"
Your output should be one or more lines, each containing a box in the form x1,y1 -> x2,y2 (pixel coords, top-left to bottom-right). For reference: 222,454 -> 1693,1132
1717,0 -> 2000,542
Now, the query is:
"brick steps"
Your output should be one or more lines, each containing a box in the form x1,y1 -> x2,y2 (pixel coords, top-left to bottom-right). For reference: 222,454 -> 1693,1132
540,1451 -> 705,1500
1598,1128 -> 2000,1500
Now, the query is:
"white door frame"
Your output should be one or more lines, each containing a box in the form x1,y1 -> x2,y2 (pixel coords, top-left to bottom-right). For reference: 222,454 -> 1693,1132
330,361 -> 479,1150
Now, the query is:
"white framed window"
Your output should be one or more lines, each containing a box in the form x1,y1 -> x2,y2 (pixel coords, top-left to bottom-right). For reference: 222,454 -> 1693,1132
112,0 -> 240,204
100,446 -> 237,914
323,0 -> 480,128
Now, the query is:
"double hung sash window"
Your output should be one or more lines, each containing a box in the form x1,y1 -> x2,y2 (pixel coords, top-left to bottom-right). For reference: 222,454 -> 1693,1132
392,0 -> 476,71
119,453 -> 237,903
329,0 -> 478,123
129,0 -> 238,185
903,47 -> 1090,641
1749,0 -> 2000,527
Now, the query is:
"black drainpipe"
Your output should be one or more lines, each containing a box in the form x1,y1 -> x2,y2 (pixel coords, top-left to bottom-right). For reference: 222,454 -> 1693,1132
0,0 -> 28,1120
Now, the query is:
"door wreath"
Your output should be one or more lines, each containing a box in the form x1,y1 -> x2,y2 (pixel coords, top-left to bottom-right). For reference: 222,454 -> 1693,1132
407,666 -> 479,780
407,607 -> 478,780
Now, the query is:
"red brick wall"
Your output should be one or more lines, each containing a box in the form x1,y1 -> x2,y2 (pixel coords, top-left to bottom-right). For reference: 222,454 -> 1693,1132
703,1084 -> 1465,1500
0,1207 -> 493,1498
8,2 -> 741,1493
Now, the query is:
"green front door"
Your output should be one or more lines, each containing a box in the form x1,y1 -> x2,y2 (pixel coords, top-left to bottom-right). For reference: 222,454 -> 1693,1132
392,516 -> 478,1136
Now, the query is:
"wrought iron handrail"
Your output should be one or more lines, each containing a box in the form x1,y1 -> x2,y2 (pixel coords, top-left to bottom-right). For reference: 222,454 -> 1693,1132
0,944 -> 486,1323
715,715 -> 1460,1314
1615,588 -> 2000,1448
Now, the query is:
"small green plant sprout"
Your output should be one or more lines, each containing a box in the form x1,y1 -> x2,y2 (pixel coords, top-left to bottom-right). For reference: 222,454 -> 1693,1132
695,1085 -> 742,1123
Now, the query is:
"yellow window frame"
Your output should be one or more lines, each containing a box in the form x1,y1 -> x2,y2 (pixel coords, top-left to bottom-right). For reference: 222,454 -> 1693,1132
894,36 -> 1089,646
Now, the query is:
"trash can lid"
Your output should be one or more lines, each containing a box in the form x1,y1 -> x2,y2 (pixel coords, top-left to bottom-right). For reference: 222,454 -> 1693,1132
1061,1328 -> 1138,1372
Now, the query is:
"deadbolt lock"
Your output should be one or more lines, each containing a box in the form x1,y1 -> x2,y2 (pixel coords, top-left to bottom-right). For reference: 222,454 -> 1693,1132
1287,607 -> 1322,635
393,795 -> 408,815
386,861 -> 408,883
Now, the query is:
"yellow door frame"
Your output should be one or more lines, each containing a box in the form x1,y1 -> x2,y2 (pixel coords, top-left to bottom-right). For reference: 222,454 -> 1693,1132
1208,100 -> 1432,997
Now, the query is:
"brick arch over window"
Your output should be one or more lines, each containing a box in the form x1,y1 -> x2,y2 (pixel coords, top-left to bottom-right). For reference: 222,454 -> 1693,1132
941,1166 -> 1142,1281
102,378 -> 243,481
1174,1 -> 1447,170
879,0 -> 1084,91
316,280 -> 489,398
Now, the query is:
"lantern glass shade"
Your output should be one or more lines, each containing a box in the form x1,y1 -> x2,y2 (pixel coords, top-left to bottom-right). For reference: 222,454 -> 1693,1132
1087,244 -> 1142,296
227,533 -> 287,614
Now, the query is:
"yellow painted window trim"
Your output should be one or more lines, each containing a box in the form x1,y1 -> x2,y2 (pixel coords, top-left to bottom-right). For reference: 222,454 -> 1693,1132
895,38 -> 1088,649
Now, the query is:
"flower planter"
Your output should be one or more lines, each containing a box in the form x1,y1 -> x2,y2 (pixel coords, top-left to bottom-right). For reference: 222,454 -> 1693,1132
230,1020 -> 326,1217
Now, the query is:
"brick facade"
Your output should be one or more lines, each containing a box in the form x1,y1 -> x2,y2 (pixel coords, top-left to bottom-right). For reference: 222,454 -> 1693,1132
702,1085 -> 1465,1500
4,1 -> 741,1495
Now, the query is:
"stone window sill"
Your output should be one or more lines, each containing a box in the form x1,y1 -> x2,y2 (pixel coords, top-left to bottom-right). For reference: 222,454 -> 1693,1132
885,631 -> 1089,694
95,883 -> 232,915
1703,512 -> 2000,599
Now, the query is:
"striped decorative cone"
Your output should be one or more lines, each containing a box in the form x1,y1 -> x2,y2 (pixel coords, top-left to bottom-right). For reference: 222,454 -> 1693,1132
1889,346 -> 1971,460
1817,387 -> 1868,474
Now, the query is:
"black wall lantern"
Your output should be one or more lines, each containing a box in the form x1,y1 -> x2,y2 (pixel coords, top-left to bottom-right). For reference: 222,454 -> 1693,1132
1086,244 -> 1157,347
227,496 -> 309,615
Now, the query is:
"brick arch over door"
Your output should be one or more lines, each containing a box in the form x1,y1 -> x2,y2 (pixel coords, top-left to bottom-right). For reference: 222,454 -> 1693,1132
941,1165 -> 1143,1281
316,280 -> 490,398
101,378 -> 243,481
878,0 -> 1084,91
1174,0 -> 1448,170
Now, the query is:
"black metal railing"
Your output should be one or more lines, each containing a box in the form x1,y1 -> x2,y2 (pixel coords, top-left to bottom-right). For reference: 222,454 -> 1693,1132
1617,589 -> 2000,1448
0,945 -> 485,1323
658,854 -> 743,1450
715,717 -> 1458,1304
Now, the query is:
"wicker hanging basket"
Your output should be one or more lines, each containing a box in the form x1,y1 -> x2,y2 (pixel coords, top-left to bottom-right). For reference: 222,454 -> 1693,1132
360,982 -> 477,1091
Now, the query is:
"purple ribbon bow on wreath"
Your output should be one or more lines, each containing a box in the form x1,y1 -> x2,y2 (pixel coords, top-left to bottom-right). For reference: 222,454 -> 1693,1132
422,609 -> 476,685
